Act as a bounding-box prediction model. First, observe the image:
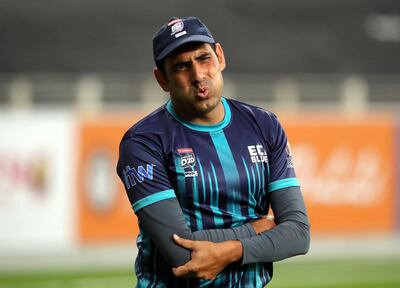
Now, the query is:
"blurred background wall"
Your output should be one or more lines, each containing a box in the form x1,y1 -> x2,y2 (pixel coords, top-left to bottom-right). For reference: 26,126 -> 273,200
0,0 -> 400,284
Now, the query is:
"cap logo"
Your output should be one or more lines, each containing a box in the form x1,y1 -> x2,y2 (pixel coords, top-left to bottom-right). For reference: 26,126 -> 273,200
170,20 -> 185,37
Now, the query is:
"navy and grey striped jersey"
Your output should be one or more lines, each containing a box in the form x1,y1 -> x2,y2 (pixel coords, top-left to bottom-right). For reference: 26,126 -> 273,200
117,97 -> 300,287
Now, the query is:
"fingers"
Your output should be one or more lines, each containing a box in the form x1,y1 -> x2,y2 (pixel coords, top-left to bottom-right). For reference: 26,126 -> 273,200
173,265 -> 216,280
172,262 -> 199,279
265,214 -> 275,221
172,265 -> 190,277
251,215 -> 276,234
173,234 -> 195,249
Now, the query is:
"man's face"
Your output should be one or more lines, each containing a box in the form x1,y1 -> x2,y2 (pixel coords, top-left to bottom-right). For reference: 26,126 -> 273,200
155,43 -> 226,123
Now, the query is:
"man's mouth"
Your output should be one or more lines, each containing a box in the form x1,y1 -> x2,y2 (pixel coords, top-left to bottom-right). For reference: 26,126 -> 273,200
196,87 -> 209,98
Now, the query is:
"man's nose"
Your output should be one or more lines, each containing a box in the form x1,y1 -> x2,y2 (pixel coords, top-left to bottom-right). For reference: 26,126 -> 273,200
191,62 -> 205,83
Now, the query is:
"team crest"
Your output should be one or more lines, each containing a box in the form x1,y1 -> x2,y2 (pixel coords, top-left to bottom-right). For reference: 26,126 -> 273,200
171,21 -> 183,34
177,148 -> 198,177
169,19 -> 185,37
168,19 -> 187,38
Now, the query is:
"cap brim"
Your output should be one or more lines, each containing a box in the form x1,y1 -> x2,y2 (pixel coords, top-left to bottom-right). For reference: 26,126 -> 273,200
155,35 -> 215,61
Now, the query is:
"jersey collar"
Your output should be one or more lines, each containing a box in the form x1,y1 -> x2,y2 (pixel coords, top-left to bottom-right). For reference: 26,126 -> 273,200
166,97 -> 231,132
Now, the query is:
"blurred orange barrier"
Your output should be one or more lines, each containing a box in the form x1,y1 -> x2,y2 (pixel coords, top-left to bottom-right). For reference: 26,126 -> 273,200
283,114 -> 396,235
77,115 -> 143,243
396,122 -> 400,232
77,112 -> 398,243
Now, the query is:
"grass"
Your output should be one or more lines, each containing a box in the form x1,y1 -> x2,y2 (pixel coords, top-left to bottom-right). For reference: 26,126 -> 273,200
268,257 -> 400,288
0,269 -> 136,288
1,257 -> 400,287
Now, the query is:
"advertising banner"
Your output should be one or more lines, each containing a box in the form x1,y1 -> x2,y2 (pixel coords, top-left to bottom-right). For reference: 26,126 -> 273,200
76,112 -> 398,241
283,114 -> 396,235
77,115 -> 144,243
2,111 -> 395,252
0,113 -> 75,252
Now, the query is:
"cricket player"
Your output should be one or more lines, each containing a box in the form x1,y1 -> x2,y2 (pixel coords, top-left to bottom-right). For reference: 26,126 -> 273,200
117,16 -> 310,287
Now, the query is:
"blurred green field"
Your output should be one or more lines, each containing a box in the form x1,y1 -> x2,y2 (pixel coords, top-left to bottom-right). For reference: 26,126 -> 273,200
1,257 -> 400,288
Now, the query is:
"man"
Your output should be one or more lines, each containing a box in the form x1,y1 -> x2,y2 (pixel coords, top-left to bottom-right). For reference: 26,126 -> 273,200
117,16 -> 310,287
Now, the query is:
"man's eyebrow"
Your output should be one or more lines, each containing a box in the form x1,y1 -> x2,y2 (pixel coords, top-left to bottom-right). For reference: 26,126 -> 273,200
172,59 -> 190,68
196,51 -> 212,59
170,51 -> 212,68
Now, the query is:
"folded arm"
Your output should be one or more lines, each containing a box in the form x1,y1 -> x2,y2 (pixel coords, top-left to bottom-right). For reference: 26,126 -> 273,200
137,198 -> 275,268
240,186 -> 310,264
172,186 -> 310,279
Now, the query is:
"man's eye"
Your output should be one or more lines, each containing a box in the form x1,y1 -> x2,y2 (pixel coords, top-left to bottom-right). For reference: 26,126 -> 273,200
175,64 -> 187,71
199,55 -> 211,62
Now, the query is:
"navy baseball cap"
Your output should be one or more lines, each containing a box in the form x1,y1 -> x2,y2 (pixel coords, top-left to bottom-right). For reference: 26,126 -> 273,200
153,17 -> 215,62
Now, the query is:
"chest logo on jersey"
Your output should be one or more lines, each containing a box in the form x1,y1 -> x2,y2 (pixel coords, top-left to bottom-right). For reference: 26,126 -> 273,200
247,144 -> 268,163
177,148 -> 198,177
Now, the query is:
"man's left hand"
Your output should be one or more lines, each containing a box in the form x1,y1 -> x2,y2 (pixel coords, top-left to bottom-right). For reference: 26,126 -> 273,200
172,234 -> 243,280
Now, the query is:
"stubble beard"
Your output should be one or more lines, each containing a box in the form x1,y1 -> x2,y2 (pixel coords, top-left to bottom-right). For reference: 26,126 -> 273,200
193,76 -> 223,116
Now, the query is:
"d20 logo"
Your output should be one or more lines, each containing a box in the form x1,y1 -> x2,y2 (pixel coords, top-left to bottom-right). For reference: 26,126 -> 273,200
177,148 -> 198,177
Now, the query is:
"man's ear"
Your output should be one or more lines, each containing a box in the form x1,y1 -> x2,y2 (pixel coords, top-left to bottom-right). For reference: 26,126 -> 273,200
153,68 -> 170,92
215,43 -> 226,72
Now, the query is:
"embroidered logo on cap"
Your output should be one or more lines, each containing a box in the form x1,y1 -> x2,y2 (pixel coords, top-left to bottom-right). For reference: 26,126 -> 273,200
169,19 -> 186,38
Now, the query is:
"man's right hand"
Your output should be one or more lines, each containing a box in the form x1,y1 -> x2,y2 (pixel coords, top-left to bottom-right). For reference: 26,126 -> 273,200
172,235 -> 242,280
250,215 -> 276,235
